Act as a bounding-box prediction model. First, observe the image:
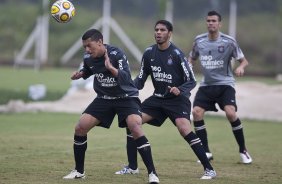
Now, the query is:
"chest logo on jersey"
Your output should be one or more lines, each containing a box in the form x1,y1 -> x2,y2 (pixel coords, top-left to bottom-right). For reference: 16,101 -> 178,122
167,55 -> 173,65
218,46 -> 225,53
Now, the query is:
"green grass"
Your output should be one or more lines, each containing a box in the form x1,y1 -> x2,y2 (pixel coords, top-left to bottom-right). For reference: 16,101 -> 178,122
0,113 -> 281,184
0,67 -> 72,104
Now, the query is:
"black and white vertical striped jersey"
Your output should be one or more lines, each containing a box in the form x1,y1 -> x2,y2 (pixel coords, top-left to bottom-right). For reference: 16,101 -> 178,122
190,32 -> 245,87
134,43 -> 197,99
80,44 -> 138,99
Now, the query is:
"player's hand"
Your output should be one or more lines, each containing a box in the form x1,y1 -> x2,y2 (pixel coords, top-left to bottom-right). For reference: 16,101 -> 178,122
234,67 -> 245,77
168,86 -> 181,96
104,49 -> 113,70
104,49 -> 118,77
71,71 -> 83,80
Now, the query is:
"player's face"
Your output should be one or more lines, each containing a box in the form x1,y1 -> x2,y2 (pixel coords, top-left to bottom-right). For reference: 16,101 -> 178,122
83,38 -> 104,58
206,15 -> 221,33
154,23 -> 171,45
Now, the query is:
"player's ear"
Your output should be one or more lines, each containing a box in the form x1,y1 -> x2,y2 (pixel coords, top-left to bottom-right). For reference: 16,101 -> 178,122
168,31 -> 172,38
97,39 -> 103,46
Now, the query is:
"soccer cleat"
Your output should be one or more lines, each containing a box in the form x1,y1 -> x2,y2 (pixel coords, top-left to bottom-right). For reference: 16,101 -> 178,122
115,166 -> 139,175
63,170 -> 85,179
197,152 -> 213,163
240,150 -> 253,164
200,169 -> 216,179
148,172 -> 160,183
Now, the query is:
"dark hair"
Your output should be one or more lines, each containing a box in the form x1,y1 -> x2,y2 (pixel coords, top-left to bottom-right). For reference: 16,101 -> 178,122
207,10 -> 222,21
82,29 -> 103,42
155,20 -> 173,32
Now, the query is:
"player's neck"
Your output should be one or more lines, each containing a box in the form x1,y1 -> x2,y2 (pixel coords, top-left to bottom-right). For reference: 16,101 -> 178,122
208,31 -> 219,40
158,41 -> 171,50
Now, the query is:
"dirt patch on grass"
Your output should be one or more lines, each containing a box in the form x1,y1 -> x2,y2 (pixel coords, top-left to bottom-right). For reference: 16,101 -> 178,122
1,81 -> 282,122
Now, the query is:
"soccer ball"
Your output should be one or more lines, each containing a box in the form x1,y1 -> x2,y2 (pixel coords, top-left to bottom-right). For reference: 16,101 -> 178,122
51,0 -> 75,23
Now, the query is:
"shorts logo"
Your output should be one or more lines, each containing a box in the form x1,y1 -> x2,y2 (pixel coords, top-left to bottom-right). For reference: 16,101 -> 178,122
218,46 -> 225,53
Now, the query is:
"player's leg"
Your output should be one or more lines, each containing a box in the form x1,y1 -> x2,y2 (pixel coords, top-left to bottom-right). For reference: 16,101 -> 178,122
192,87 -> 216,159
221,86 -> 252,164
126,114 -> 159,183
63,113 -> 100,179
115,112 -> 155,175
175,118 -> 216,179
224,105 -> 252,163
115,127 -> 139,175
192,106 -> 212,155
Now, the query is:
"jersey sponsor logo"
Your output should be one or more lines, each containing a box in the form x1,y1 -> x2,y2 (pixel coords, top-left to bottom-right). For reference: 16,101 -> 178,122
94,73 -> 117,87
118,59 -> 124,70
138,60 -> 145,78
200,55 -> 224,69
151,65 -> 172,83
181,62 -> 191,79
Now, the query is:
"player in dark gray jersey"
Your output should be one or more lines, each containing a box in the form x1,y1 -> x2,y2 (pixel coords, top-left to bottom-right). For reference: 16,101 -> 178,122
116,20 -> 216,180
63,29 -> 160,184
189,10 -> 252,164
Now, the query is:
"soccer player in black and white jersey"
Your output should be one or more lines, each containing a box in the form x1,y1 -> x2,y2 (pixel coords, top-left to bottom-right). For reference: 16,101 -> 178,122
189,11 -> 253,164
62,29 -> 160,184
115,20 -> 216,179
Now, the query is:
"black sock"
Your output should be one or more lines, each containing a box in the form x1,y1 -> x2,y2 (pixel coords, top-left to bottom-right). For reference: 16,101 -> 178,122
126,128 -> 138,170
135,136 -> 156,175
74,135 -> 87,173
194,120 -> 210,153
184,132 -> 213,170
231,118 -> 246,153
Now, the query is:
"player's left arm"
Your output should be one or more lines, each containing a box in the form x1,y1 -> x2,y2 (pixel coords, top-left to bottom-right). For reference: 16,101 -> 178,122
170,54 -> 197,96
107,50 -> 133,86
234,57 -> 249,77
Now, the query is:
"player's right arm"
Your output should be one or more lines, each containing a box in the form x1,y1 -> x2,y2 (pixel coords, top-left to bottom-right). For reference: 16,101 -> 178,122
71,71 -> 84,80
188,40 -> 199,65
134,50 -> 150,90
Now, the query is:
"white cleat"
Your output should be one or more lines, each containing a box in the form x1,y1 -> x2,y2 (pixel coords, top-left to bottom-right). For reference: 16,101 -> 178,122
197,152 -> 213,163
240,150 -> 253,164
200,169 -> 216,179
115,166 -> 139,175
148,172 -> 160,183
63,170 -> 85,179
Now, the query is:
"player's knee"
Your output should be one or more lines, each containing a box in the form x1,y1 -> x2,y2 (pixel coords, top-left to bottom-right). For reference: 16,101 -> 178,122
126,115 -> 143,138
192,107 -> 204,120
175,118 -> 192,137
224,106 -> 237,121
74,123 -> 87,136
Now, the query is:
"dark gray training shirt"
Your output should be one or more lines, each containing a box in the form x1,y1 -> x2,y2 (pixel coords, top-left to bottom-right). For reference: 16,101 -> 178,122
81,44 -> 138,99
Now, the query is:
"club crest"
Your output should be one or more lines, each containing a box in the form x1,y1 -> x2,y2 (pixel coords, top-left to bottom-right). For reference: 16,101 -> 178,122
218,46 -> 224,53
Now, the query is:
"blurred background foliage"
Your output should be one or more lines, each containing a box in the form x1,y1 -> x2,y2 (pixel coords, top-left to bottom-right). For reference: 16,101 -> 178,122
0,0 -> 281,76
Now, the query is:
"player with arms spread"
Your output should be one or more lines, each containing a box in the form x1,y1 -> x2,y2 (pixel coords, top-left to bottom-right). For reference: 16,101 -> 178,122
189,10 -> 252,164
116,20 -> 216,180
63,29 -> 159,184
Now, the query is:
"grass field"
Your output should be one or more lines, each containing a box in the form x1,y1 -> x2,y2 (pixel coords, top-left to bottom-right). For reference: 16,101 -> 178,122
0,67 -> 72,104
0,113 -> 281,184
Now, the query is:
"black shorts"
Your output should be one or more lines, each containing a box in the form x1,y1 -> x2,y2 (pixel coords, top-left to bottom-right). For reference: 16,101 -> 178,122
141,95 -> 191,127
193,85 -> 237,112
83,97 -> 142,128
